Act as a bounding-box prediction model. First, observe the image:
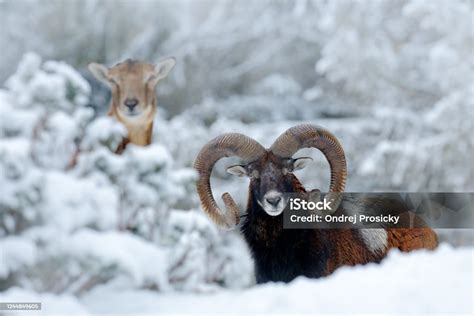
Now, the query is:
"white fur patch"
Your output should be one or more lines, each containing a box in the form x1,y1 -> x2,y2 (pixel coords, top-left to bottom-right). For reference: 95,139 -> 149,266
258,190 -> 286,216
359,229 -> 388,255
118,105 -> 153,125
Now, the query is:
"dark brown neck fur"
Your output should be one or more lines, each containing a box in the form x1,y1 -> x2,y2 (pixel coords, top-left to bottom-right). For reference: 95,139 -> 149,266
241,175 -> 384,283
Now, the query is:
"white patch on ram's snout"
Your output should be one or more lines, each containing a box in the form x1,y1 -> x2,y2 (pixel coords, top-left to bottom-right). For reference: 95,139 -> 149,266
359,229 -> 388,255
258,190 -> 287,216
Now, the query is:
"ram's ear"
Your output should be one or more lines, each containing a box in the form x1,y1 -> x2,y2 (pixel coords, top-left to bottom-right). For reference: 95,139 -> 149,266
293,157 -> 313,171
226,165 -> 248,177
88,63 -> 110,85
151,57 -> 176,84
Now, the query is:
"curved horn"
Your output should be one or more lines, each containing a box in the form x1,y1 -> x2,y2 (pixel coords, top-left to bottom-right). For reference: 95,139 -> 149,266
194,133 -> 266,229
270,124 -> 347,213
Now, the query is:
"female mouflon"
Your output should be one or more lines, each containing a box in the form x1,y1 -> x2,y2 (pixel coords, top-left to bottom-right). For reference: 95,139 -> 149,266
89,58 -> 176,153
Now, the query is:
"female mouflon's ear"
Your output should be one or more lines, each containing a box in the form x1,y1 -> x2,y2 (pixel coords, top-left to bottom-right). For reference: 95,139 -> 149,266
226,165 -> 248,177
88,63 -> 110,85
152,57 -> 176,83
293,157 -> 313,171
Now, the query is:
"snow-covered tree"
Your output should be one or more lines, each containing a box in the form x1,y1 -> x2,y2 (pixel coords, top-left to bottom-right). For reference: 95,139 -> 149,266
0,54 -> 253,295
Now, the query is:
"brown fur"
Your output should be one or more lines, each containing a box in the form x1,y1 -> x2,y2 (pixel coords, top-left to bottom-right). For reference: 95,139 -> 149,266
89,58 -> 175,154
243,167 -> 438,281
387,227 -> 439,251
324,214 -> 438,275
108,100 -> 155,154
324,229 -> 385,274
387,211 -> 439,251
106,61 -> 158,153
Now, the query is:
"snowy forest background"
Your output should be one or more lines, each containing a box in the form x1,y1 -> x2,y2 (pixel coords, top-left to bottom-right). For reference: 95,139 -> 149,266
0,0 -> 473,314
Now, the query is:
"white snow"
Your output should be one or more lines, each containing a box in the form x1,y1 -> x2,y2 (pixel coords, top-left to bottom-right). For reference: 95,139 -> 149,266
79,245 -> 471,314
0,237 -> 37,278
82,116 -> 127,151
56,229 -> 169,291
41,172 -> 119,232
0,245 -> 472,314
0,288 -> 89,315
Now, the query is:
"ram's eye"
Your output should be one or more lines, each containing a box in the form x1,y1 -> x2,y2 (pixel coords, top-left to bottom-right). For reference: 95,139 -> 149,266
284,159 -> 294,172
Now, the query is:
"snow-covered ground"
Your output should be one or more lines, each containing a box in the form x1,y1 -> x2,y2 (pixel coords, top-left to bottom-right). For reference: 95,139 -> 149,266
1,244 -> 472,315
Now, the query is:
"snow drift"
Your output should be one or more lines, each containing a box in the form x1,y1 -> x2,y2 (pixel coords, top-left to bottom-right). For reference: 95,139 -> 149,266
1,245 -> 471,314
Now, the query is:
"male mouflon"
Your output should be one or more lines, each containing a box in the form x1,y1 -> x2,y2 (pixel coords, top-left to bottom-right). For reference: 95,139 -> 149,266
195,124 -> 438,283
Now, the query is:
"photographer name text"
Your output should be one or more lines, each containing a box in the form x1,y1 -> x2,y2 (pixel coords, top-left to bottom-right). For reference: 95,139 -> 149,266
289,198 -> 400,225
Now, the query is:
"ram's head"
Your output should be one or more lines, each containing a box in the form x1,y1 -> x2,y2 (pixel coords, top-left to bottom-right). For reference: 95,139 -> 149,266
194,124 -> 347,229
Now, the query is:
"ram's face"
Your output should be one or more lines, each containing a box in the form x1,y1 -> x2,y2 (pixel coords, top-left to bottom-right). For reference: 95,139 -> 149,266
227,152 -> 312,216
